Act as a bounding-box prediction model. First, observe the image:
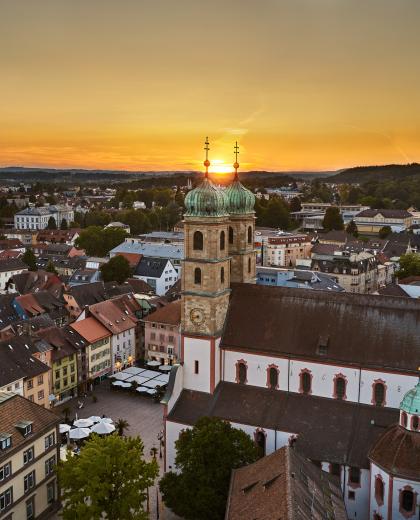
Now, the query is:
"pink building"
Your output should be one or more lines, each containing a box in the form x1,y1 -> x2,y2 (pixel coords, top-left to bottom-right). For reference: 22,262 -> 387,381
143,301 -> 181,365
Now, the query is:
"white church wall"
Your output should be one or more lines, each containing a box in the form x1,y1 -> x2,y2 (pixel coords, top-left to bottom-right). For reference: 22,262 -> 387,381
359,370 -> 418,408
165,421 -> 190,472
344,466 -> 370,520
183,336 -> 212,393
391,476 -> 420,519
166,364 -> 184,414
215,337 -> 221,388
369,462 -> 391,519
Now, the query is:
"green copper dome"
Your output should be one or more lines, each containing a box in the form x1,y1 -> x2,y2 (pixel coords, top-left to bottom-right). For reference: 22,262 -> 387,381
225,175 -> 256,215
184,176 -> 229,218
400,379 -> 420,415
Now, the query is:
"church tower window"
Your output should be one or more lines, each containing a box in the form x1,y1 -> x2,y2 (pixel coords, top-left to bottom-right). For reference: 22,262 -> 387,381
255,430 -> 266,457
300,370 -> 312,394
194,268 -> 201,285
412,416 -> 419,430
375,476 -> 384,506
220,231 -> 225,251
193,231 -> 203,250
248,258 -> 251,273
229,226 -> 234,244
267,366 -> 279,390
220,267 -> 225,284
334,375 -> 346,400
401,411 -> 408,427
247,226 -> 252,244
236,361 -> 247,384
400,488 -> 414,514
373,381 -> 386,407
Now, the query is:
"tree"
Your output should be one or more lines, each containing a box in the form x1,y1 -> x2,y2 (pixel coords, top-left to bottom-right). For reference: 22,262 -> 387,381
22,248 -> 37,271
45,259 -> 58,274
58,434 -> 158,520
322,207 -> 344,231
47,216 -> 57,229
60,218 -> 68,230
378,225 -> 392,239
396,253 -> 420,279
346,220 -> 358,237
75,226 -> 127,257
160,417 -> 258,520
115,418 -> 130,436
100,255 -> 132,284
289,197 -> 301,212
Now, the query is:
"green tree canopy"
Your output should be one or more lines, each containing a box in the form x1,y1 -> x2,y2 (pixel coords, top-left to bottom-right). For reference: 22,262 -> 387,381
47,216 -> 57,229
378,225 -> 392,239
160,417 -> 258,520
75,226 -> 127,256
396,253 -> 420,279
346,219 -> 358,237
289,197 -> 302,212
322,207 -> 344,231
22,248 -> 37,271
100,255 -> 132,284
58,434 -> 158,520
60,218 -> 68,230
45,259 -> 58,274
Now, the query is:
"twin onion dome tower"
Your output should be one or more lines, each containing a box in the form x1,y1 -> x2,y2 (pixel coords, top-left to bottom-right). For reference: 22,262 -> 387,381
185,138 -> 255,218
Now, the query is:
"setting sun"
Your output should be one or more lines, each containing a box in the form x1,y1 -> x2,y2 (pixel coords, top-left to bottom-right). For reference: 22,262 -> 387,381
209,160 -> 233,175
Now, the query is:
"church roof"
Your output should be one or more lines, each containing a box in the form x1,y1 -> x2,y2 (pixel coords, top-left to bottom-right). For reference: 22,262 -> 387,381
225,176 -> 255,215
400,379 -> 420,415
167,382 -> 398,469
221,284 -> 420,374
369,424 -> 420,480
184,176 -> 229,218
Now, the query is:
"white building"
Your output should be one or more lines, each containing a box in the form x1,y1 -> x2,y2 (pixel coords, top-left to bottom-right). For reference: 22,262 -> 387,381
133,257 -> 178,296
110,241 -> 183,275
0,258 -> 27,292
14,205 -> 74,230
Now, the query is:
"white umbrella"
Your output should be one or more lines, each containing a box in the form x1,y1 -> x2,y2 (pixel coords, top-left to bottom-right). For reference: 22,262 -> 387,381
136,387 -> 148,393
119,382 -> 132,388
69,427 -> 91,440
59,424 -> 71,434
91,422 -> 115,435
88,416 -> 102,423
73,418 -> 94,428
159,365 -> 172,372
99,417 -> 113,424
112,380 -> 124,387
147,360 -> 161,367
146,388 -> 157,396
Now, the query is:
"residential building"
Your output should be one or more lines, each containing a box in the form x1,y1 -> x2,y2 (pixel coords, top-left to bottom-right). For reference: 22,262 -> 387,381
63,282 -> 107,320
256,266 -> 344,292
0,259 -> 27,292
14,205 -> 74,230
143,300 -> 181,365
68,269 -> 101,287
261,232 -> 312,267
109,242 -> 183,275
13,292 -> 69,327
6,270 -> 62,299
225,446 -> 346,520
133,257 -> 178,296
0,392 -> 60,519
129,231 -> 184,245
354,209 -> 413,234
70,317 -> 112,387
35,228 -> 80,245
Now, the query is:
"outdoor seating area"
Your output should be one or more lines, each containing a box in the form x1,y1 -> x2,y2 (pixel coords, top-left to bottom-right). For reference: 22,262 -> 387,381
59,416 -> 116,456
109,365 -> 171,397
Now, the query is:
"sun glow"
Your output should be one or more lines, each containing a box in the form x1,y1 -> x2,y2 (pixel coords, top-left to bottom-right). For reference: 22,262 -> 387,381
209,159 -> 233,175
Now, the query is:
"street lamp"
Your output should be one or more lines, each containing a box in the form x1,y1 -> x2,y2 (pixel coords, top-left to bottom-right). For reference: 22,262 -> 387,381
115,361 -> 121,372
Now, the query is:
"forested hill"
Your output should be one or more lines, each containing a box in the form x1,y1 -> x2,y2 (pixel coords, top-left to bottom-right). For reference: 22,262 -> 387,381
328,163 -> 420,184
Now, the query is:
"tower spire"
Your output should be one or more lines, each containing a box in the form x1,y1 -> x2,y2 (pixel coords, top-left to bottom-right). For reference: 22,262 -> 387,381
204,137 -> 210,178
233,141 -> 240,179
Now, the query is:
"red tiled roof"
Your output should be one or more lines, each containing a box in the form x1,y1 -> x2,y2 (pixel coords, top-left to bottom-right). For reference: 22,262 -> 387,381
70,317 -> 111,343
143,300 -> 181,326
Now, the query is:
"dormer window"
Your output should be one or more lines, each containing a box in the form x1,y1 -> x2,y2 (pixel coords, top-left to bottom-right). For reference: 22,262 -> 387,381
15,421 -> 33,437
0,434 -> 11,450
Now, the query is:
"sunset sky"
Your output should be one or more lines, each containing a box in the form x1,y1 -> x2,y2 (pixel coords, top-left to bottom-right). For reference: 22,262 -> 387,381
1,0 -> 420,172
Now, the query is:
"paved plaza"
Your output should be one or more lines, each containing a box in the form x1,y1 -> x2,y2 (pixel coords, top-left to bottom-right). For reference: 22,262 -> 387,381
53,380 -> 180,519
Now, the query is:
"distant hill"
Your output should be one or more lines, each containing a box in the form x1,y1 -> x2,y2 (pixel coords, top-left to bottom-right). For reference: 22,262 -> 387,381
328,163 -> 420,184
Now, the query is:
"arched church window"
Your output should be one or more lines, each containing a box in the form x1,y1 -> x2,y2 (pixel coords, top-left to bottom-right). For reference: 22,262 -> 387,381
300,371 -> 312,394
220,230 -> 225,251
229,226 -> 234,244
401,489 -> 414,513
237,362 -> 247,384
374,382 -> 385,406
194,267 -> 201,285
247,226 -> 252,244
255,431 -> 266,457
268,367 -> 278,389
375,476 -> 384,505
401,411 -> 408,427
220,267 -> 225,284
193,231 -> 203,250
412,416 -> 419,430
248,257 -> 251,273
335,377 -> 346,400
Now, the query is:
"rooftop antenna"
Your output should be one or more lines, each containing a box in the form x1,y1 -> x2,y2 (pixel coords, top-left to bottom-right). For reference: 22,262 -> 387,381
233,141 -> 240,179
204,137 -> 210,178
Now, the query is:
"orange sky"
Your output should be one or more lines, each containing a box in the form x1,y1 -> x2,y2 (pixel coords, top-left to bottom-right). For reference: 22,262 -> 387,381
1,0 -> 420,172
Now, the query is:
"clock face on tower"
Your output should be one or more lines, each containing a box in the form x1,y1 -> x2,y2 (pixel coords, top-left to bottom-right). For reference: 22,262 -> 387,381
190,308 -> 205,325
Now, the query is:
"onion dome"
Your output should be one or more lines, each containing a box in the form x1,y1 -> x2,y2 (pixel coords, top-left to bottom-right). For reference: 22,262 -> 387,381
225,175 -> 256,215
400,379 -> 420,416
184,176 -> 229,218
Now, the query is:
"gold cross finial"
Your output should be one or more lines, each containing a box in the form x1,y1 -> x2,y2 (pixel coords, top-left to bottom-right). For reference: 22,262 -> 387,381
233,141 -> 240,178
203,137 -> 210,177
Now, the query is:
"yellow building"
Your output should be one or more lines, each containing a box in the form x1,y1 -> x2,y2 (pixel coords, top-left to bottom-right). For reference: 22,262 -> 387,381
0,392 -> 60,518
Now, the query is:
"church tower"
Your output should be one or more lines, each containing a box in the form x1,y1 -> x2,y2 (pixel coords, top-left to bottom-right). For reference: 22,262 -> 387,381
225,142 -> 256,283
181,138 -> 231,393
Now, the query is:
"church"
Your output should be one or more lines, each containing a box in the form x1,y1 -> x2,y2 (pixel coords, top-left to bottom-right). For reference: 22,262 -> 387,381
163,140 -> 420,519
